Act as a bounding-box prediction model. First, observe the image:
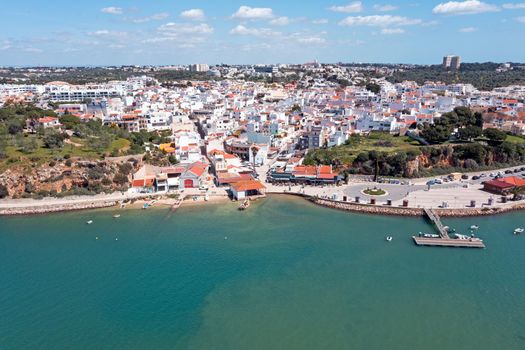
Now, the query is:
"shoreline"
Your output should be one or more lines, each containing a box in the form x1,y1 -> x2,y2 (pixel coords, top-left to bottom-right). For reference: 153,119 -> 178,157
306,196 -> 525,218
2,190 -> 525,218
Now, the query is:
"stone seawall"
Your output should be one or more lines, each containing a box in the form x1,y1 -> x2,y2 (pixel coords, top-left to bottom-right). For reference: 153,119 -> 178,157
0,201 -> 119,216
308,197 -> 525,218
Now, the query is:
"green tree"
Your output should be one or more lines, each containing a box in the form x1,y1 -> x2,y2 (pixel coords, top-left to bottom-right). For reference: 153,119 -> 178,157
483,128 -> 507,144
43,129 -> 66,149
113,172 -> 129,186
0,184 -> 8,198
365,82 -> 380,94
21,136 -> 38,153
458,126 -> 482,141
59,114 -> 81,129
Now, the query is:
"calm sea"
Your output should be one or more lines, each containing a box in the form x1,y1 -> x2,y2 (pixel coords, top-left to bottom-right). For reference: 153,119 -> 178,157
1,196 -> 524,350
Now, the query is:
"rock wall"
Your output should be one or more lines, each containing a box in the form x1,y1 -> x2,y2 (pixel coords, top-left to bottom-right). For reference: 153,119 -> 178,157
0,200 -> 119,216
309,197 -> 525,218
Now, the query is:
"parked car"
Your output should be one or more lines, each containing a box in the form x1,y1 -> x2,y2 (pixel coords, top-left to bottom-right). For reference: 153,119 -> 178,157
505,170 -> 513,174
472,175 -> 480,180
461,174 -> 469,180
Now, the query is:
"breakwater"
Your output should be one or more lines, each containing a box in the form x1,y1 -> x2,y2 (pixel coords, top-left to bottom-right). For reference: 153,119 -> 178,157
0,200 -> 120,216
308,197 -> 525,217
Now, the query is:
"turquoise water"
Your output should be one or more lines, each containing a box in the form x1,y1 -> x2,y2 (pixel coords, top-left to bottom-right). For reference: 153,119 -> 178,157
1,196 -> 525,350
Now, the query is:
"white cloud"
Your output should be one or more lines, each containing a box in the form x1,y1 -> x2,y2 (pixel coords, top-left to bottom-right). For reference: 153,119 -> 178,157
101,7 -> 123,15
373,4 -> 399,11
181,9 -> 205,21
0,40 -> 11,50
313,18 -> 329,24
518,15 -> 525,21
503,3 -> 525,9
158,23 -> 214,35
270,16 -> 290,25
131,13 -> 169,24
23,47 -> 43,53
230,24 -> 281,37
242,43 -> 271,51
380,28 -> 405,34
89,30 -> 128,37
339,15 -> 422,26
142,37 -> 178,44
329,1 -> 364,13
297,36 -> 326,44
232,6 -> 274,20
432,1 -> 499,15
459,26 -> 478,32
108,44 -> 125,49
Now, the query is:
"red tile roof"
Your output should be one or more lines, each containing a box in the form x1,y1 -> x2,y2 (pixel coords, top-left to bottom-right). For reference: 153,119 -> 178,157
230,180 -> 266,192
501,176 -> 525,187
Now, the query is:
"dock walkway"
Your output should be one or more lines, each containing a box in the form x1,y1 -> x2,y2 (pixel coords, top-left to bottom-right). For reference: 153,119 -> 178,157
424,208 -> 449,238
414,208 -> 486,248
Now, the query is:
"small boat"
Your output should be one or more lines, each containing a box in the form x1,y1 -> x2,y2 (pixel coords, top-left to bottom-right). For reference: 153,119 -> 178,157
113,214 -> 121,218
422,233 -> 440,238
238,200 -> 250,211
470,225 -> 479,230
514,228 -> 524,235
142,203 -> 150,210
385,236 -> 393,242
86,220 -> 93,225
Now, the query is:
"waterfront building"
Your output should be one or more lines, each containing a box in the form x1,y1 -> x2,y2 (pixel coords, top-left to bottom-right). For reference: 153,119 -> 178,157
229,179 -> 266,200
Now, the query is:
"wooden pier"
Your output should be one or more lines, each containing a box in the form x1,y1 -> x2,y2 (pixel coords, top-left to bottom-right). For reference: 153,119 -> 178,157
413,208 -> 486,248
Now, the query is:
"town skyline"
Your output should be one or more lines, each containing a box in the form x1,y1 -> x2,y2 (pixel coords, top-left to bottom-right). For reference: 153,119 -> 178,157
2,1 -> 525,66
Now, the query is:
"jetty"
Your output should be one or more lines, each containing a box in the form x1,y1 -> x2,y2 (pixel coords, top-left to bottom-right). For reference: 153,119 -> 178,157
413,208 -> 485,248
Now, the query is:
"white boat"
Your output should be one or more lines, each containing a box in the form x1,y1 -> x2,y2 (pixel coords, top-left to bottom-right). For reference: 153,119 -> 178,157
423,233 -> 440,238
470,225 -> 479,230
514,228 -> 524,235
113,214 -> 121,218
385,236 -> 393,242
86,220 -> 93,225
454,234 -> 470,240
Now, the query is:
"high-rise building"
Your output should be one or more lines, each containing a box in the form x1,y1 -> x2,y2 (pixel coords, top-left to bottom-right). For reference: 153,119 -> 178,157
443,55 -> 461,70
189,64 -> 209,72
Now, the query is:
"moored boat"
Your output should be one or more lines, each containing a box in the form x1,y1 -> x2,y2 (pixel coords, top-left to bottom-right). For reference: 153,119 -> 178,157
238,200 -> 250,211
514,228 -> 524,235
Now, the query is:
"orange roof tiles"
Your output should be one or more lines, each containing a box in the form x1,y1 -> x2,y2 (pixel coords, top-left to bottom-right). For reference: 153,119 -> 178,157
230,180 -> 266,192
501,176 -> 525,187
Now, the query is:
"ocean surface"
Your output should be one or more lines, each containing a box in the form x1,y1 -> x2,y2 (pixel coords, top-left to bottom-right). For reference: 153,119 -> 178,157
1,196 -> 525,350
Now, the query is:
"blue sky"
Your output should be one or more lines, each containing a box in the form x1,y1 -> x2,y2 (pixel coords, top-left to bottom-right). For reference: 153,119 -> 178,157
1,0 -> 525,66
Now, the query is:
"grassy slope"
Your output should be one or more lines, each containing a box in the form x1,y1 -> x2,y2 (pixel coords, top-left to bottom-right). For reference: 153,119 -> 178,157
305,133 -> 420,165
0,137 -> 131,173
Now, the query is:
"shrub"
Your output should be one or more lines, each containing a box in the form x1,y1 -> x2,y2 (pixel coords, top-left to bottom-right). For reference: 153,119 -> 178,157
0,184 -> 8,198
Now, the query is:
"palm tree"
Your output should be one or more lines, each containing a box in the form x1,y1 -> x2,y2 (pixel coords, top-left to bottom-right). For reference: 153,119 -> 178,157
509,186 -> 525,201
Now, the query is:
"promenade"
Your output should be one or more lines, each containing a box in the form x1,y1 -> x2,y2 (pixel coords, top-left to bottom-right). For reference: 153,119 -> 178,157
256,163 -> 521,211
